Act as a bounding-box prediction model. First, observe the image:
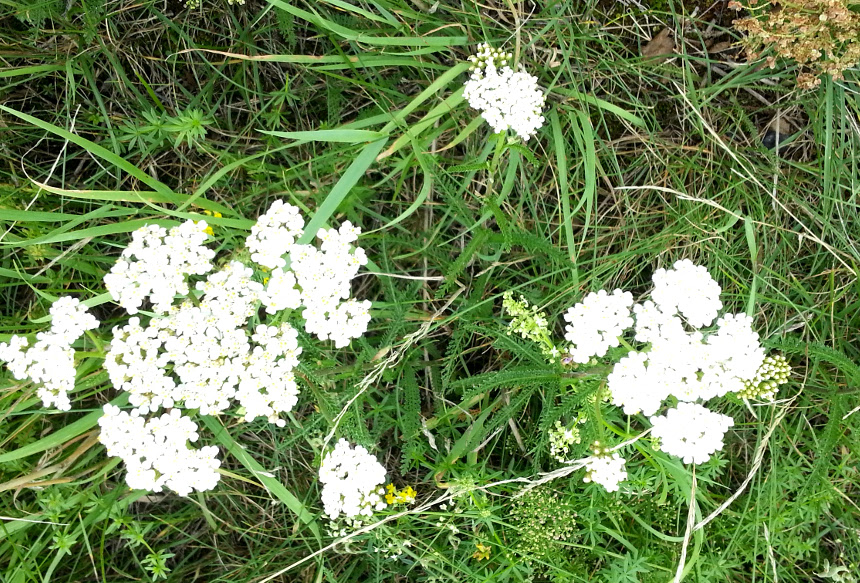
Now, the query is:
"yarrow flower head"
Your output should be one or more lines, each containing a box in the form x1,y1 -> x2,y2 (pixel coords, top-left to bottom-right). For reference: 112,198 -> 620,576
47,296 -> 99,344
104,220 -> 215,314
650,402 -> 734,465
502,259 -> 781,471
583,441 -> 627,492
98,405 -> 220,496
0,296 -> 99,411
463,43 -> 546,141
603,260 -> 766,420
93,203 -> 373,496
245,199 -> 305,269
651,259 -> 723,328
564,289 -> 634,364
285,221 -> 371,347
319,439 -> 388,524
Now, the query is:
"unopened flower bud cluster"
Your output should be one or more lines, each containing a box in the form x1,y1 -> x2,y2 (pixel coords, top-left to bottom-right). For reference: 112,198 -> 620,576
501,291 -> 559,361
737,354 -> 791,400
463,43 -> 546,141
0,297 -> 98,411
93,200 -> 372,496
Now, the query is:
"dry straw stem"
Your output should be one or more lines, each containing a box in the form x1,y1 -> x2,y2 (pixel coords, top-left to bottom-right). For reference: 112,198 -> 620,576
692,398 -> 795,533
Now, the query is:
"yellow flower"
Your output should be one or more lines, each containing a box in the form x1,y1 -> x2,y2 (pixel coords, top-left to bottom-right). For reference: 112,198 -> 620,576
384,484 -> 416,505
396,486 -> 416,503
202,210 -> 223,218
194,219 -> 215,237
472,542 -> 491,561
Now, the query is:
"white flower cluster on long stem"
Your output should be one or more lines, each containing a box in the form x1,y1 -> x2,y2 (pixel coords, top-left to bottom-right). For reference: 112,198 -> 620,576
542,259 -> 787,486
319,439 -> 388,523
95,201 -> 372,496
463,43 -> 546,141
0,297 -> 98,411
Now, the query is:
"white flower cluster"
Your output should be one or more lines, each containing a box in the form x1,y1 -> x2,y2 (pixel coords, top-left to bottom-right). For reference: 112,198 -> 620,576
102,259 -> 302,495
608,309 -> 764,417
319,439 -> 388,522
105,262 -> 302,427
563,289 -> 634,363
650,403 -> 734,465
98,405 -> 220,496
583,442 -> 627,493
104,221 -> 215,314
97,202 -> 373,496
463,43 -> 546,141
604,262 -> 765,464
651,259 -> 723,328
0,297 -> 98,411
247,205 -> 371,349
286,223 -> 371,348
245,200 -> 304,269
550,259 -> 773,467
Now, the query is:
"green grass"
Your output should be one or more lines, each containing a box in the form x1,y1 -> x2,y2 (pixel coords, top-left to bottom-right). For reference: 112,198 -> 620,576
1,0 -> 859,581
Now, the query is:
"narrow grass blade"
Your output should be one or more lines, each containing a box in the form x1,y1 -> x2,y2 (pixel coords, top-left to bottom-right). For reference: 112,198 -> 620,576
266,0 -> 467,47
0,105 -> 173,198
298,138 -> 387,243
550,110 -> 575,262
260,129 -> 388,143
201,416 -> 321,541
